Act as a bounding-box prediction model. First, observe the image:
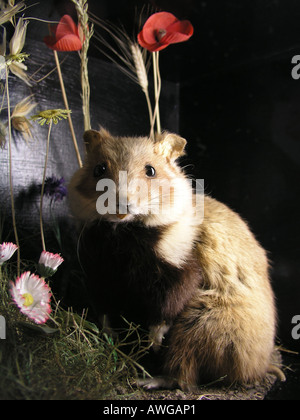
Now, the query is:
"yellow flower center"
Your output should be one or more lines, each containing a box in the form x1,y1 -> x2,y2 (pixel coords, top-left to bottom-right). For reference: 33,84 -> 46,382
22,292 -> 34,307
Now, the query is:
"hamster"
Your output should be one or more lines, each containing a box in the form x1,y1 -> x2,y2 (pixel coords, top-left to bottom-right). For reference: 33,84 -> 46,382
68,128 -> 284,391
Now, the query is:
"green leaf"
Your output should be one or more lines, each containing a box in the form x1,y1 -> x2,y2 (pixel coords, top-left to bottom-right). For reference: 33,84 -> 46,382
17,321 -> 59,335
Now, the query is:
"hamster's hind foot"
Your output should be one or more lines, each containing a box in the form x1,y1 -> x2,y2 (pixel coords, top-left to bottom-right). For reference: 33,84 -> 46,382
268,364 -> 286,382
136,376 -> 198,392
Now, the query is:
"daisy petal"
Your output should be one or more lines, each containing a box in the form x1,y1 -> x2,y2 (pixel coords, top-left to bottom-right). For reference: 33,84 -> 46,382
37,250 -> 64,278
10,272 -> 52,324
0,242 -> 18,265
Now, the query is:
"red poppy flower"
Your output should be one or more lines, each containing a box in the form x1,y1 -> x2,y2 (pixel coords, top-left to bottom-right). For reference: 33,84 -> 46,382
44,15 -> 83,52
137,12 -> 194,52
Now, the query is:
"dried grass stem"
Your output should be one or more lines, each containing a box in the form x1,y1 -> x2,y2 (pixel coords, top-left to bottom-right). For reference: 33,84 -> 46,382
5,66 -> 20,275
39,120 -> 53,252
130,43 -> 154,138
152,51 -> 161,135
53,50 -> 82,167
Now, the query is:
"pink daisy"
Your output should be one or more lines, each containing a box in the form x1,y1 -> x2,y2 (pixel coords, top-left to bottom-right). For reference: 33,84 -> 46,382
0,242 -> 18,265
10,272 -> 52,324
37,250 -> 64,278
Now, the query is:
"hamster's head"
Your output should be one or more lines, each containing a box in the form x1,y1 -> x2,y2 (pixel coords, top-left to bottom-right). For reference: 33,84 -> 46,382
68,128 -> 194,227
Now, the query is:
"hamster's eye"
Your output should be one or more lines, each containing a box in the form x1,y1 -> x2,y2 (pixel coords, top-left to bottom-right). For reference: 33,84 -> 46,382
145,165 -> 156,178
94,163 -> 107,178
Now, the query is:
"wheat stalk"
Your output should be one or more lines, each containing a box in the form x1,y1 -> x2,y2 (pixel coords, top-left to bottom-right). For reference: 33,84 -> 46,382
130,43 -> 154,138
71,0 -> 94,132
130,43 -> 148,93
90,14 -> 155,138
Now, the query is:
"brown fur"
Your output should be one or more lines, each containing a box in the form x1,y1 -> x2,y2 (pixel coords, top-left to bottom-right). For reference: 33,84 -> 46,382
163,197 -> 276,389
68,129 -> 282,391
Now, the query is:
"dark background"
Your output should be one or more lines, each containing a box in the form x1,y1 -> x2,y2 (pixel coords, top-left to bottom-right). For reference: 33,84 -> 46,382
0,0 -> 299,399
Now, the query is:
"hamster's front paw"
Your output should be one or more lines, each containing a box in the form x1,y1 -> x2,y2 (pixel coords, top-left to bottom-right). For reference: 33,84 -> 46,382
149,321 -> 171,352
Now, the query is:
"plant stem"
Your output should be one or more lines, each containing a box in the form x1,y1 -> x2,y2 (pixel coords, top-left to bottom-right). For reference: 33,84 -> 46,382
129,43 -> 154,139
5,66 -> 20,275
80,40 -> 91,132
145,89 -> 154,140
71,0 -> 93,132
53,50 -> 82,167
39,120 -> 53,252
152,51 -> 162,135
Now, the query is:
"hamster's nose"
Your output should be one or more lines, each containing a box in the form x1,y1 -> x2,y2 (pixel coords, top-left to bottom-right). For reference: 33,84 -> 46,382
116,203 -> 129,213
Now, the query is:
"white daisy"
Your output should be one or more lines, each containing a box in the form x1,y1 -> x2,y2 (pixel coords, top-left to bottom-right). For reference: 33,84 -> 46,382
0,242 -> 18,265
10,272 -> 52,324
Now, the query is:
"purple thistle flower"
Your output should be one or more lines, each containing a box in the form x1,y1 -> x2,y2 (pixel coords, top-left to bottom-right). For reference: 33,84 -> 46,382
42,176 -> 67,202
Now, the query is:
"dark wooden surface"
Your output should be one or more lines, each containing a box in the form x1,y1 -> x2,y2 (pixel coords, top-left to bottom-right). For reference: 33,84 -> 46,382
0,37 -> 179,226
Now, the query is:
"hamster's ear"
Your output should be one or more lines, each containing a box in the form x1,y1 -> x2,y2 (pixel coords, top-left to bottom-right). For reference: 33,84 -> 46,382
154,132 -> 187,162
83,128 -> 110,152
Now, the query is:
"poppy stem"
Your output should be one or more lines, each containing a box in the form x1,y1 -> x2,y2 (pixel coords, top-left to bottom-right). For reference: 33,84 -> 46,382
146,88 -> 155,140
152,51 -> 161,135
53,50 -> 83,167
39,120 -> 53,252
5,66 -> 20,276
